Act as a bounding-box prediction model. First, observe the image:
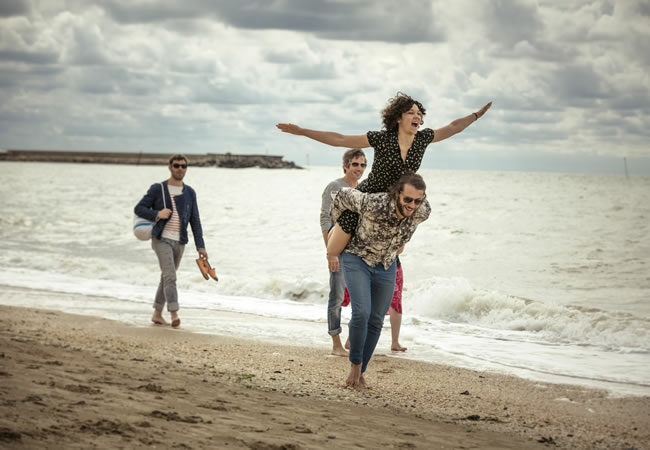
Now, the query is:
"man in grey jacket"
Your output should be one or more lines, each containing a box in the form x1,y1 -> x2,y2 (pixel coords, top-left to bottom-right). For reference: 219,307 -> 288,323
320,148 -> 366,356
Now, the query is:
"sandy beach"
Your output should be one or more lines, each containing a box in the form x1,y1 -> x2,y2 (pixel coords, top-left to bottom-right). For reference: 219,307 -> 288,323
0,305 -> 647,449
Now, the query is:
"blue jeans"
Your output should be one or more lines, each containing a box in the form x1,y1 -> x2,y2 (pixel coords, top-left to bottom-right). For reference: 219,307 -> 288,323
327,269 -> 346,336
341,252 -> 396,372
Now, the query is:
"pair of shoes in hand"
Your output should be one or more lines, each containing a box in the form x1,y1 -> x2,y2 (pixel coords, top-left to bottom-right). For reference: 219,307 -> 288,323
196,258 -> 218,282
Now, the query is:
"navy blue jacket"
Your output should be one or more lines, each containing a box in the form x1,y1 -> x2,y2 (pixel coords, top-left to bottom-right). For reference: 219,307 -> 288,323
134,180 -> 205,249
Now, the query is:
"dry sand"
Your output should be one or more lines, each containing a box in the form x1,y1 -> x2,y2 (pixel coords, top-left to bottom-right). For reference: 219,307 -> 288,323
0,305 -> 647,449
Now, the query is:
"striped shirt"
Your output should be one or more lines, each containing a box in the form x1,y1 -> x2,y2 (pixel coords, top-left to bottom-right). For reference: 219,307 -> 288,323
162,184 -> 183,241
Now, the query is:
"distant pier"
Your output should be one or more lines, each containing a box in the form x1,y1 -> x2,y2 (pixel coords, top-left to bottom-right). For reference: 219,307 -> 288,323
0,149 -> 302,169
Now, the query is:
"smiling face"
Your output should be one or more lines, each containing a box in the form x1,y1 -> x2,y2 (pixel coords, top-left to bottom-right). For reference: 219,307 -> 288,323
397,104 -> 423,135
343,155 -> 367,181
395,183 -> 425,219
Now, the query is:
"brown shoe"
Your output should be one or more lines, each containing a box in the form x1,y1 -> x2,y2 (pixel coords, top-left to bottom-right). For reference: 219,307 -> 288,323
196,258 -> 209,280
204,259 -> 218,282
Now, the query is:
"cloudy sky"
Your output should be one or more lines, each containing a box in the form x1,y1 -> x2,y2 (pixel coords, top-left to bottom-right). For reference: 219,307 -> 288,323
1,0 -> 649,175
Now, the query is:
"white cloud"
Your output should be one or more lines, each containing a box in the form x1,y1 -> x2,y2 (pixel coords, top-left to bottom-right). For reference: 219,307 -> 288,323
0,0 -> 648,173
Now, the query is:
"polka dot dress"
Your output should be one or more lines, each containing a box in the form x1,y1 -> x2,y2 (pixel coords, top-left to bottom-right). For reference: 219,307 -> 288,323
337,128 -> 435,234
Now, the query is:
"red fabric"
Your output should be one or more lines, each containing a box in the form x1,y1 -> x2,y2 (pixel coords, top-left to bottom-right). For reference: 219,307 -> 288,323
342,264 -> 403,314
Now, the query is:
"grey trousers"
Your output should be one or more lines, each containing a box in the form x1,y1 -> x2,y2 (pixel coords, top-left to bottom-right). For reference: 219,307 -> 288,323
151,237 -> 185,312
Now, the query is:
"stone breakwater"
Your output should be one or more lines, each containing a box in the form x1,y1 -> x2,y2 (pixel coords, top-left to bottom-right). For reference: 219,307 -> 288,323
0,149 -> 302,169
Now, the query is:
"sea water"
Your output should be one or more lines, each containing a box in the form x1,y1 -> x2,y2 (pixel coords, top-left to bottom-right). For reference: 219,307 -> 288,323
1,162 -> 648,396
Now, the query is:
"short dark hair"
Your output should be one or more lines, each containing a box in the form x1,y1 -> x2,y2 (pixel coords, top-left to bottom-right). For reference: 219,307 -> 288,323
381,92 -> 426,133
168,154 -> 188,165
342,148 -> 366,173
389,171 -> 427,198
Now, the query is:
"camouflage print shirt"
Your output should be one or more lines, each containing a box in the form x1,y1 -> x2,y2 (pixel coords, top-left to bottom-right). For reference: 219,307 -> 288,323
330,188 -> 431,269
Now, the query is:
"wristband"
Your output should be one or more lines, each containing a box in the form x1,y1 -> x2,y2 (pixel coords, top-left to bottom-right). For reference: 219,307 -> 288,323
473,112 -> 479,121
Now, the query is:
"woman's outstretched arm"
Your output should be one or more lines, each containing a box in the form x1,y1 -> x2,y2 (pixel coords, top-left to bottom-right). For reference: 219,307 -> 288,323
276,123 -> 370,149
432,101 -> 492,143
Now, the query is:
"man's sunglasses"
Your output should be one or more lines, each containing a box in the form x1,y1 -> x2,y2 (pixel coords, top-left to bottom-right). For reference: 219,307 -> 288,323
350,162 -> 367,168
172,163 -> 187,169
402,195 -> 425,206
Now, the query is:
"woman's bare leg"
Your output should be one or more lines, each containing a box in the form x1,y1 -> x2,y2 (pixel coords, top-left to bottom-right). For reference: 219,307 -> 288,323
390,307 -> 407,351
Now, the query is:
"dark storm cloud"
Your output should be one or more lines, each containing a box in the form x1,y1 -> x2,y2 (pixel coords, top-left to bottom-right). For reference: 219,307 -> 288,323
634,0 -> 650,16
99,0 -> 444,43
0,49 -> 58,64
481,0 -> 543,48
550,64 -> 612,105
0,64 -> 66,91
609,92 -> 650,111
479,0 -> 576,63
627,33 -> 650,66
0,0 -> 29,17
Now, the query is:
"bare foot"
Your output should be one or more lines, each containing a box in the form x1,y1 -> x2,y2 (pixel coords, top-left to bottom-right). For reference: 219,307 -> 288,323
391,343 -> 407,352
151,313 -> 168,326
345,363 -> 362,388
344,338 -> 350,350
331,335 -> 348,357
358,374 -> 370,390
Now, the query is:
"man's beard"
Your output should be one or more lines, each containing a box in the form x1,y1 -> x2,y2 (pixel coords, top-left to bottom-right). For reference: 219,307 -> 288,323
396,197 -> 406,218
172,172 -> 184,181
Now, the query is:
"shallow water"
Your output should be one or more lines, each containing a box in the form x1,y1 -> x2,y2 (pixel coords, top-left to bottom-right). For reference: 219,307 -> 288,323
1,162 -> 648,396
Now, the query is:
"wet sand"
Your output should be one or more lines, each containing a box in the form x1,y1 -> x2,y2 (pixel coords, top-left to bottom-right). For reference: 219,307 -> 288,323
0,305 -> 647,449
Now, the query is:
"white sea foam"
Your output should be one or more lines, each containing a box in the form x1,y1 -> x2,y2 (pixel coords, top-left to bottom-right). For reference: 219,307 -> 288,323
407,277 -> 650,352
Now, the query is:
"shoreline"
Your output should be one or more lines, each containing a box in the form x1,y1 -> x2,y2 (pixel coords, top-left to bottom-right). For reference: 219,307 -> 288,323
1,305 -> 648,449
2,283 -> 647,398
0,149 -> 302,169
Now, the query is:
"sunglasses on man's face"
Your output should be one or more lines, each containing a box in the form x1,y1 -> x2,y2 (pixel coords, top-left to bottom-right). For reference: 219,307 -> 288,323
172,163 -> 187,169
350,162 -> 367,168
401,195 -> 425,206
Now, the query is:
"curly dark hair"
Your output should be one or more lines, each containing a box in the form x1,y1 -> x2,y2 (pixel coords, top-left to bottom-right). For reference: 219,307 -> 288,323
381,92 -> 426,132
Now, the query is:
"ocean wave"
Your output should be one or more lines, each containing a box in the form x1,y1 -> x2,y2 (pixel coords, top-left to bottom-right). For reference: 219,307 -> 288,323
219,276 -> 327,304
407,277 -> 650,352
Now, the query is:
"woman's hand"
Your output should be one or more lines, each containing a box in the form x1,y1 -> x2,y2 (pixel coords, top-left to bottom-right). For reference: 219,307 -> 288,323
475,101 -> 492,119
276,123 -> 303,135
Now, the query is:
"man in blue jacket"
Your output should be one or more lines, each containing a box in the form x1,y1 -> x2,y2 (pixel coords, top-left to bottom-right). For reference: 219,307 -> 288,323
134,154 -> 207,328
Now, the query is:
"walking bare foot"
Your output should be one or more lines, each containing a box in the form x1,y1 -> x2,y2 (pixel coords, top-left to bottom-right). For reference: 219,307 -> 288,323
151,312 -> 169,326
345,363 -> 362,388
358,374 -> 370,390
344,338 -> 350,350
331,335 -> 348,356
391,343 -> 407,352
